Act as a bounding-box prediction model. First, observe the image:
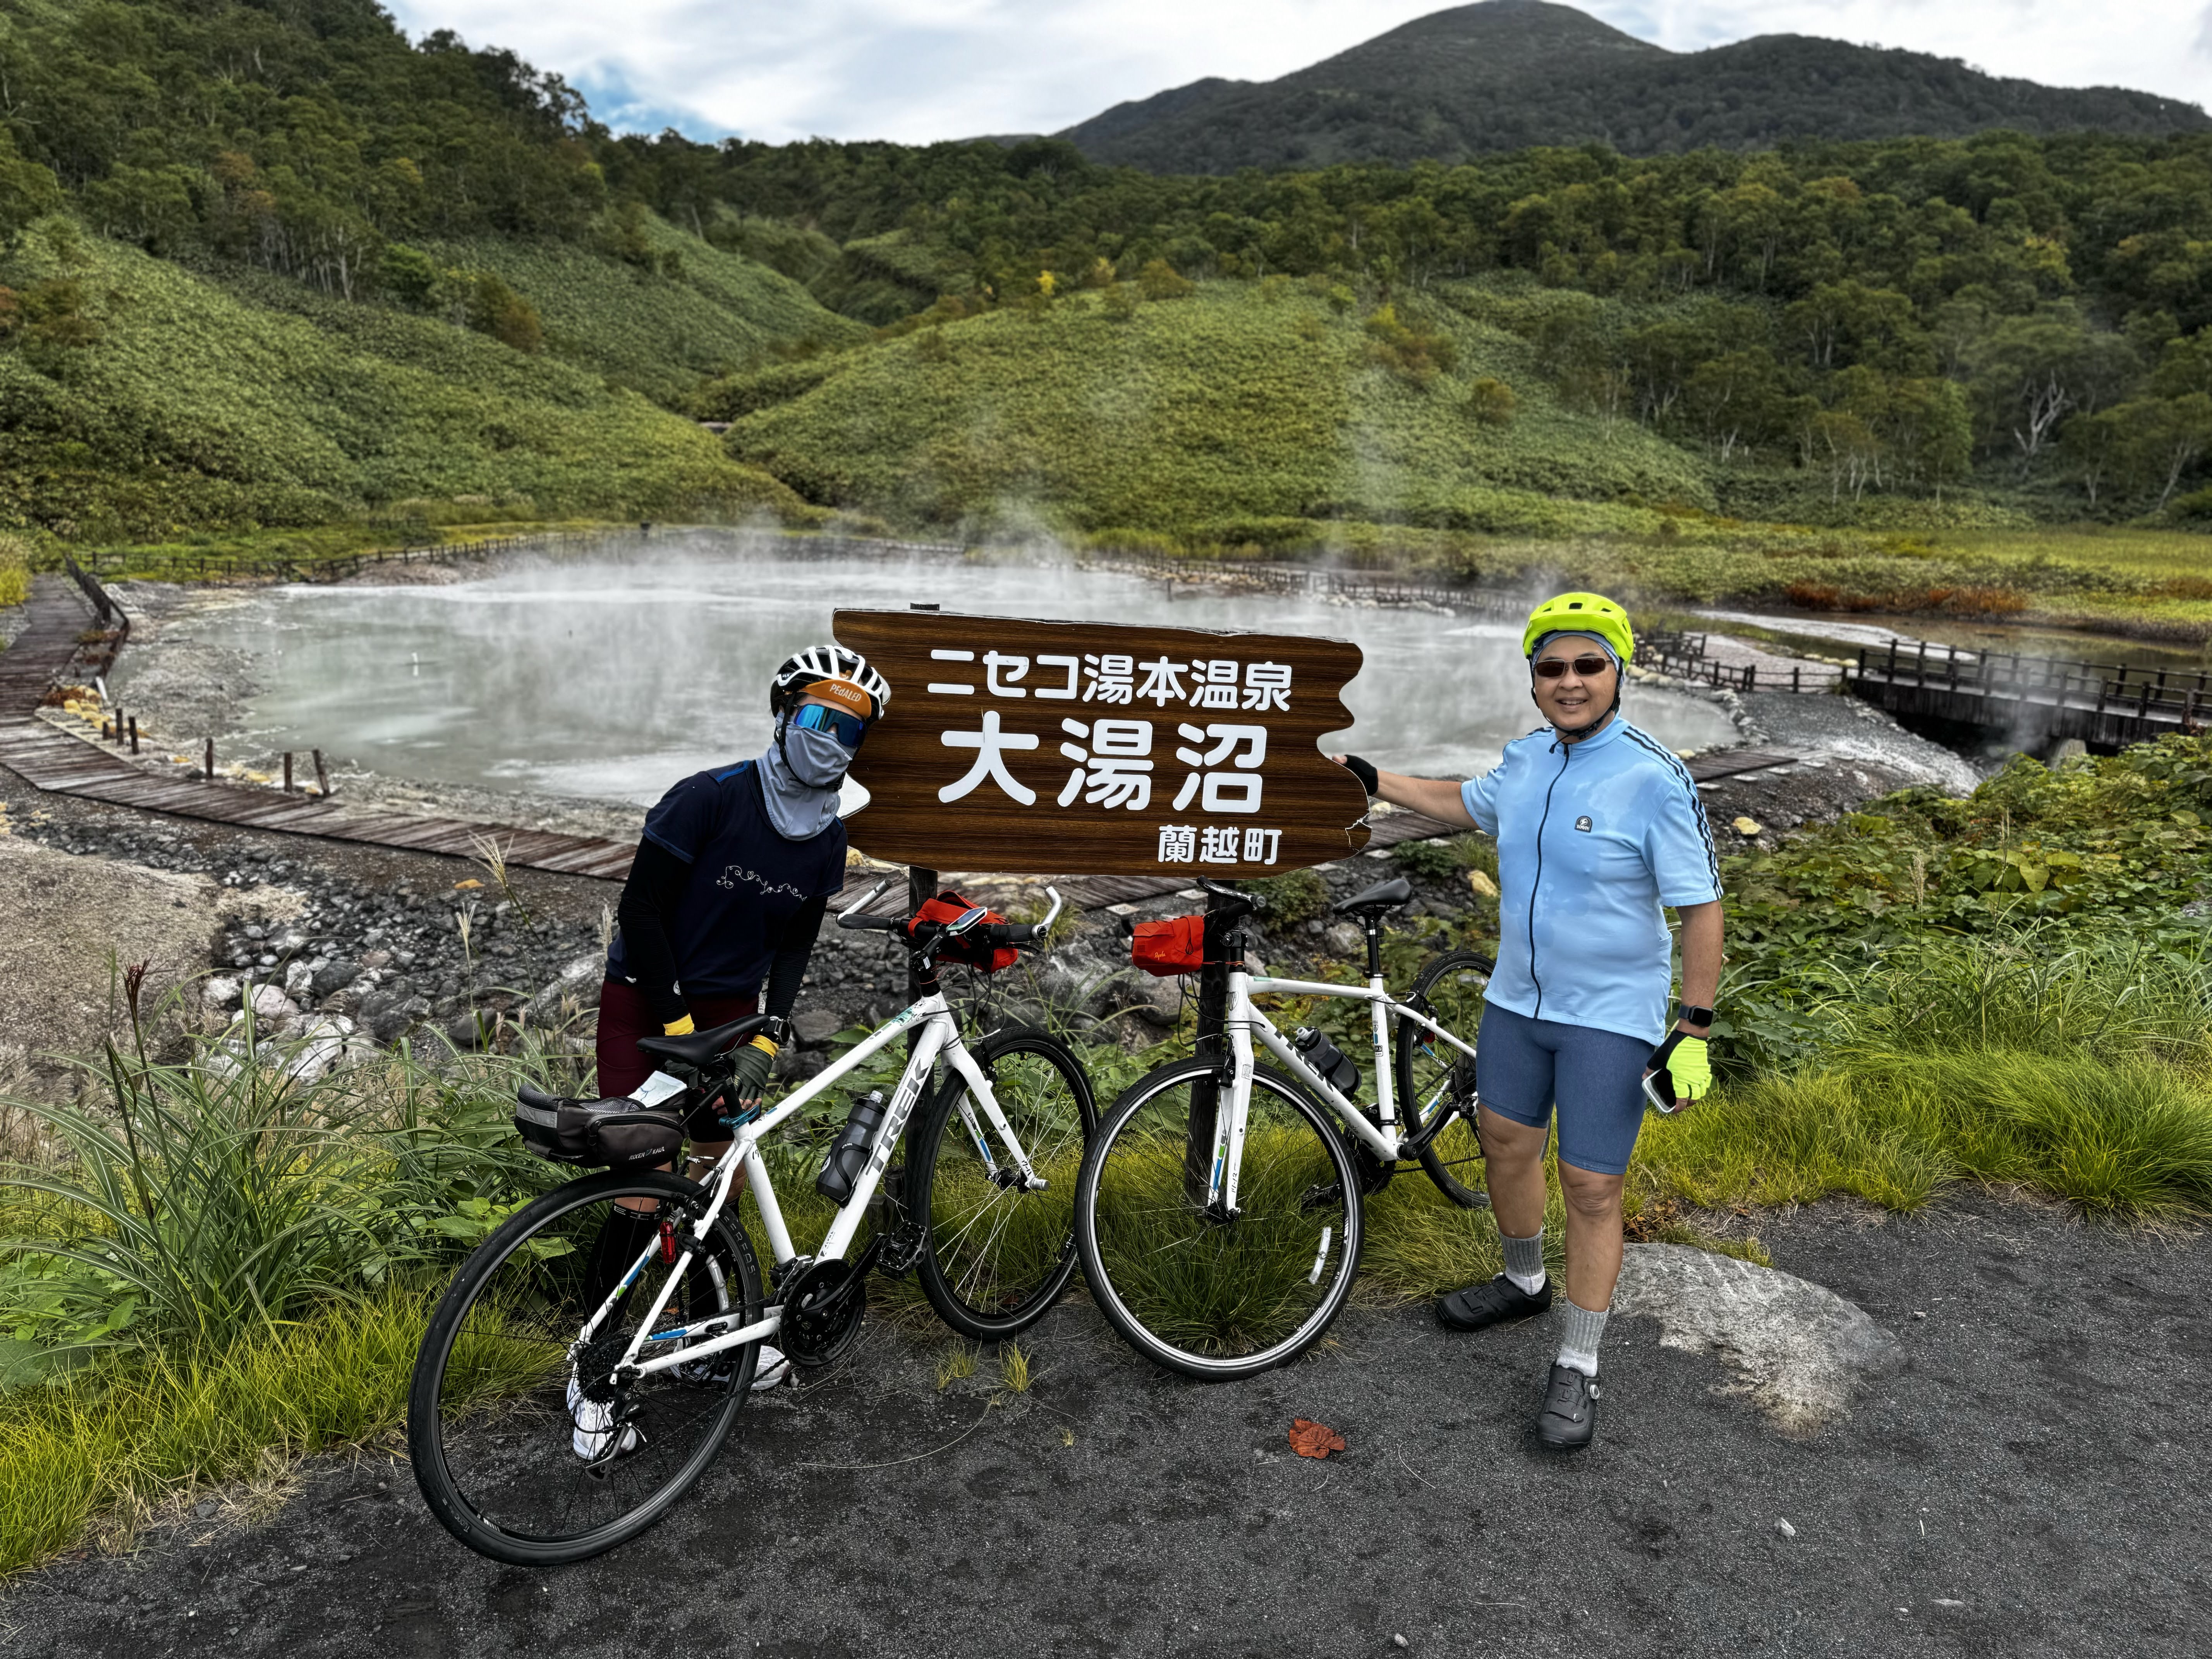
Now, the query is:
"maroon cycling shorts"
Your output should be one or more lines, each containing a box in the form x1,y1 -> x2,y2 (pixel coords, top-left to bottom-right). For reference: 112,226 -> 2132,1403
595,980 -> 759,1111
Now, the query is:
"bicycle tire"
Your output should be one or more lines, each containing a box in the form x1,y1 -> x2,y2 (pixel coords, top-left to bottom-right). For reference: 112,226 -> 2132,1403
1075,1055 -> 1363,1382
1392,949 -> 1495,1209
408,1169 -> 763,1565
908,1025 -> 1096,1340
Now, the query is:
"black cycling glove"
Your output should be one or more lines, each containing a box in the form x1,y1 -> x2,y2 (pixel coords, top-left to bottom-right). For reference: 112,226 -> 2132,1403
1338,754 -> 1379,796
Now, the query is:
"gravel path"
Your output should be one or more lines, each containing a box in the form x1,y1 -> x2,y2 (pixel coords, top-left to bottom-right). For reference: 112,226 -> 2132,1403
4,1193 -> 2201,1657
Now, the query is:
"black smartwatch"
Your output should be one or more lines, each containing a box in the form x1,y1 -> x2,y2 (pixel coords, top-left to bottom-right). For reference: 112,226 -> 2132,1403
1675,1003 -> 1715,1029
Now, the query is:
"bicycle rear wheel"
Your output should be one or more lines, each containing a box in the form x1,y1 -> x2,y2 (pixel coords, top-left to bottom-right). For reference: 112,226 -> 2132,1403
407,1170 -> 762,1565
1393,950 -> 1494,1208
1075,1056 -> 1362,1381
908,1025 -> 1096,1340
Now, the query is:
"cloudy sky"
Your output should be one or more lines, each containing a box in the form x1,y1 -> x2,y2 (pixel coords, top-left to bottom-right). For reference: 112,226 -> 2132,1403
383,0 -> 2212,145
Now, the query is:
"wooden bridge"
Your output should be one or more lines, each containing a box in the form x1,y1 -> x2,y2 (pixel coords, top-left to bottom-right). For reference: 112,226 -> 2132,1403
1842,639 -> 2210,752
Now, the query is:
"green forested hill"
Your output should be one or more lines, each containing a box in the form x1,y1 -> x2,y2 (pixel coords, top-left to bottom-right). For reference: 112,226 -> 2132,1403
1058,2 -> 2210,173
0,222 -> 805,539
0,0 -> 859,537
713,280 -> 1719,537
5,0 -> 2212,549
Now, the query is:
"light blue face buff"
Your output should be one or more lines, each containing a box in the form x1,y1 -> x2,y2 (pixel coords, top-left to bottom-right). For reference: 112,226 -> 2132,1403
758,724 -> 848,840
781,723 -> 852,789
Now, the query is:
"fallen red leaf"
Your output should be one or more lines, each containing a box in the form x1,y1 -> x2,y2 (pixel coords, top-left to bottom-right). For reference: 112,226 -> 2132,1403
1288,1417 -> 1346,1459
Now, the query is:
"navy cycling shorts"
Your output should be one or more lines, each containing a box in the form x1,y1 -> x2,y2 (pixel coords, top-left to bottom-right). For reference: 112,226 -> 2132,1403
1474,1003 -> 1652,1176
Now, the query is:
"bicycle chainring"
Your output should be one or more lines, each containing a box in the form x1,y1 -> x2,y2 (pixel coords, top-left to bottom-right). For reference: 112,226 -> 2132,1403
778,1257 -> 867,1368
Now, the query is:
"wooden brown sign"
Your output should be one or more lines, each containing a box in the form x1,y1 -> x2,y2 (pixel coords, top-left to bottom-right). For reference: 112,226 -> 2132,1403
833,609 -> 1370,878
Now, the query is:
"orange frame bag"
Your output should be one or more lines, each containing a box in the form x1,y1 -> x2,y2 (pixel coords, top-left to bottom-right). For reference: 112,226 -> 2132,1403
1130,914 -> 1206,977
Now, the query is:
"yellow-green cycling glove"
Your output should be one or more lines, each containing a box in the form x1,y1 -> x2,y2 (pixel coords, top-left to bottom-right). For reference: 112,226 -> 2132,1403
1647,1030 -> 1711,1108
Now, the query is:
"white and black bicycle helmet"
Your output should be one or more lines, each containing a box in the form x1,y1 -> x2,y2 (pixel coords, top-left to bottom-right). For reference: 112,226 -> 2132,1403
769,644 -> 891,726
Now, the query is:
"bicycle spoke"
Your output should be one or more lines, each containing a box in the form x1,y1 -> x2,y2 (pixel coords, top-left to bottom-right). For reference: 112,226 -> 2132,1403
913,1030 -> 1095,1338
410,1173 -> 761,1564
1079,1062 -> 1360,1376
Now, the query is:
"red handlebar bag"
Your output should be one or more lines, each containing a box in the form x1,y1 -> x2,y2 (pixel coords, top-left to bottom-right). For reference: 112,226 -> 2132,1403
910,890 -> 1018,973
1130,914 -> 1205,977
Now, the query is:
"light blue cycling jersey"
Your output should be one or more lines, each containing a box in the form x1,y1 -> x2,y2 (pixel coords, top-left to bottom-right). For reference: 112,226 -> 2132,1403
1459,716 -> 1722,1045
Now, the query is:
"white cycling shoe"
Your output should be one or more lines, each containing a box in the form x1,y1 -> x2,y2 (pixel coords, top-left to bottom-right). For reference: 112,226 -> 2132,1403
751,1344 -> 792,1391
671,1342 -> 792,1393
567,1372 -> 639,1461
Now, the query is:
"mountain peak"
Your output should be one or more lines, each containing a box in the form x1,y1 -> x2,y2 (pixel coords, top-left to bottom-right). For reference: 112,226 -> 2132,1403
1057,0 -> 2207,173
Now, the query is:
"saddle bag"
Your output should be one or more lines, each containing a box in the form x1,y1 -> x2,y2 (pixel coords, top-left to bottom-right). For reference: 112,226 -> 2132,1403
1130,914 -> 1206,977
514,1085 -> 685,1169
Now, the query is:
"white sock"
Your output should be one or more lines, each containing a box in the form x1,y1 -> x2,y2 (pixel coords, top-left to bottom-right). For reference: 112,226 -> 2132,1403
1501,1229 -> 1546,1295
1557,1298 -> 1609,1377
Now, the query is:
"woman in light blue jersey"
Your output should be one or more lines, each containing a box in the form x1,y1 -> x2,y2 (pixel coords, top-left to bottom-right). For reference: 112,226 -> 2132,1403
1333,592 -> 1723,1451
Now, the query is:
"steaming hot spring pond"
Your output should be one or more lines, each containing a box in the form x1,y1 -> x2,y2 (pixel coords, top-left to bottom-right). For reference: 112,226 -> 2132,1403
125,534 -> 1740,809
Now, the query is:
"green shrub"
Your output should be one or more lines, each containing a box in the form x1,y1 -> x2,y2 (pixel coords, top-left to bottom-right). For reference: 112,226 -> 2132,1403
1466,376 -> 1517,427
378,244 -> 440,310
0,533 -> 27,607
1250,868 -> 1329,926
1137,259 -> 1194,301
464,275 -> 542,354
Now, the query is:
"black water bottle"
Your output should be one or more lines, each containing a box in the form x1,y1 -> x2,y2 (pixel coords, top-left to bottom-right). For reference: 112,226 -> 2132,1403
1292,1026 -> 1360,1096
816,1090 -> 888,1204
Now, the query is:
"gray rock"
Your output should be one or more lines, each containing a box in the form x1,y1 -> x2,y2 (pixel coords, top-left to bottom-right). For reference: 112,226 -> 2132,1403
312,958 -> 362,997
1322,922 -> 1364,957
1611,1243 -> 1903,1435
283,960 -> 315,999
791,1009 -> 845,1049
246,984 -> 299,1020
203,976 -> 242,1012
523,954 -> 603,1024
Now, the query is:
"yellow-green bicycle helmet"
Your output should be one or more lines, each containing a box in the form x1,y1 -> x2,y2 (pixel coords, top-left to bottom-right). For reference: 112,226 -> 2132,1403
1522,592 -> 1634,663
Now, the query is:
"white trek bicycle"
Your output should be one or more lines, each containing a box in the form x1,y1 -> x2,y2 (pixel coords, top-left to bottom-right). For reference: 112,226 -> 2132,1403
409,883 -> 1094,1564
1075,876 -> 1494,1379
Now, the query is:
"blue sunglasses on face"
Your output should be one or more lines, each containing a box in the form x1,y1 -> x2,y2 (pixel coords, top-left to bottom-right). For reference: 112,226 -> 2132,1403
789,702 -> 868,749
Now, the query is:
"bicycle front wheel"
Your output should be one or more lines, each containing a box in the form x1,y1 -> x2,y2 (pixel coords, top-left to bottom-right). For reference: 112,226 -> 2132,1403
407,1170 -> 763,1565
908,1025 -> 1096,1340
1393,950 -> 1494,1209
1075,1056 -> 1362,1381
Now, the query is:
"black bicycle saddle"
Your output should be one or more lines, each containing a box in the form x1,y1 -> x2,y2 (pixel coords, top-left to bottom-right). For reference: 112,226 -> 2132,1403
635,1013 -> 772,1068
1333,875 -> 1412,914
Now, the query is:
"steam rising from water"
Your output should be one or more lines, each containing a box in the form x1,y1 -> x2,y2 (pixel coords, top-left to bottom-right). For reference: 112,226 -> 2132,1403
153,529 -> 1738,805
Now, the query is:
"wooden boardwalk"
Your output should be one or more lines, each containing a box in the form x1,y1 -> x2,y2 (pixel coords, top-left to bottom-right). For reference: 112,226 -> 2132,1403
0,586 -> 638,881
2,580 -> 1800,906
1844,640 -> 2210,752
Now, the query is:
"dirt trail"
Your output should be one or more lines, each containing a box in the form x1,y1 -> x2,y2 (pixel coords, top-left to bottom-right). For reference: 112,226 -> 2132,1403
2,1193 -> 2201,1657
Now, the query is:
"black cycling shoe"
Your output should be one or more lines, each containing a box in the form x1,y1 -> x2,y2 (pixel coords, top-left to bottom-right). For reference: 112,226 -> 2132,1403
1535,1363 -> 1599,1450
1436,1273 -> 1553,1331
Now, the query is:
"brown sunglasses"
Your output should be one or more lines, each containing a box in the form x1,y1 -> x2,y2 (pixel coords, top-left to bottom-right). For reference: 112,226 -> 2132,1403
1532,654 -> 1614,680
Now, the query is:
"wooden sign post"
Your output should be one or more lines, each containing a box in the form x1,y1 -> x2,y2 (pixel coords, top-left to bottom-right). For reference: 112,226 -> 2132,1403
833,609 -> 1370,876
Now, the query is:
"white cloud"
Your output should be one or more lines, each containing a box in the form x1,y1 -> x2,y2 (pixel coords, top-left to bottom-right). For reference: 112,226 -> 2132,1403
383,0 -> 2212,145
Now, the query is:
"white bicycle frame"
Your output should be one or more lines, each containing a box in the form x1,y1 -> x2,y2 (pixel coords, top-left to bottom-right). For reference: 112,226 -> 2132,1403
1202,965 -> 1481,1216
583,887 -> 1062,1385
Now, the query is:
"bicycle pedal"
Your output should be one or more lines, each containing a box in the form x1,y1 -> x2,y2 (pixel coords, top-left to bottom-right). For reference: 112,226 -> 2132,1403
876,1223 -> 925,1278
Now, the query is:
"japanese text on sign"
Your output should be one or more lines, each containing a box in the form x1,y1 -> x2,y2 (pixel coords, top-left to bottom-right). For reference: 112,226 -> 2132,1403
835,611 -> 1367,879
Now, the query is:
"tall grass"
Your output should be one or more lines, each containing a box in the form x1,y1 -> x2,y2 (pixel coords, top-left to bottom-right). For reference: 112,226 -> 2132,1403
0,1285 -> 447,1573
1646,931 -> 2212,1218
0,1008 -> 557,1364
